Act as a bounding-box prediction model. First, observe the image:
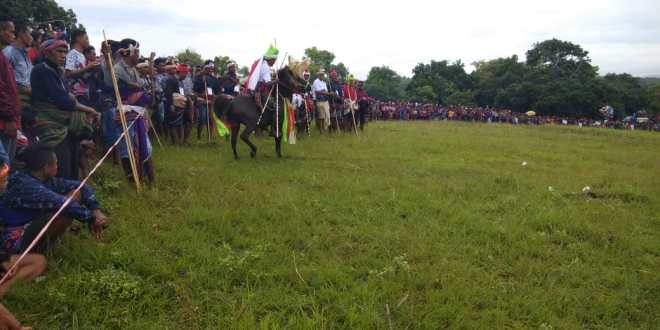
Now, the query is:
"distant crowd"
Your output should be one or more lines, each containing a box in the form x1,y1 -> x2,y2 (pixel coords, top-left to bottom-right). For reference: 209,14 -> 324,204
373,102 -> 660,131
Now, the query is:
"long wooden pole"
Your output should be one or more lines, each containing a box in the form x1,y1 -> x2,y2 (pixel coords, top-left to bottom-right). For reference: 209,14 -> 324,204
349,86 -> 359,136
276,83 -> 280,138
256,85 -> 275,126
103,31 -> 141,192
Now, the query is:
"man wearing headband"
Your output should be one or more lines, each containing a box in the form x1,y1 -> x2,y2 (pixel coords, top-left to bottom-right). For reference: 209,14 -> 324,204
114,38 -> 146,89
193,61 -> 221,140
30,38 -> 100,180
0,18 -> 21,165
65,29 -> 99,105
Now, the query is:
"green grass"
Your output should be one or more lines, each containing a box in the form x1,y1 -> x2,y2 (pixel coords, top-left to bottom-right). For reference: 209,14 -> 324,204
5,121 -> 660,329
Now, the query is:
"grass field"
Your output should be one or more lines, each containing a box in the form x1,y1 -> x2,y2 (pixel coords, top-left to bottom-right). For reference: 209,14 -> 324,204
5,121 -> 660,329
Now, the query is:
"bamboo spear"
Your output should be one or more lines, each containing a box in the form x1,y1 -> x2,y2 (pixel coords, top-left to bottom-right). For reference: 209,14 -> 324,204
348,84 -> 359,136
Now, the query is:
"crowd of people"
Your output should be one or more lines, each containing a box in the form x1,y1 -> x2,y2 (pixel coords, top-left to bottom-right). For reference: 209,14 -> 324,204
2,13 -> 658,328
374,102 -> 660,131
0,16 -> 378,327
294,69 -> 373,135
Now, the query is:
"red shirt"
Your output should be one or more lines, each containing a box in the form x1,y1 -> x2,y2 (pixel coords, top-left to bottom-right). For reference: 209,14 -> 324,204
342,84 -> 357,102
0,51 -> 21,126
27,48 -> 39,64
357,88 -> 372,102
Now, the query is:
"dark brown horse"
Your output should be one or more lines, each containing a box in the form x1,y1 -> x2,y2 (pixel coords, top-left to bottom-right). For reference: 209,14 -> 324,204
214,66 -> 305,159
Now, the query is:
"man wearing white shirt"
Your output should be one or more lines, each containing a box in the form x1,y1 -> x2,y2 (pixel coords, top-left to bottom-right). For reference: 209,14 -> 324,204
312,69 -> 331,133
254,45 -> 278,110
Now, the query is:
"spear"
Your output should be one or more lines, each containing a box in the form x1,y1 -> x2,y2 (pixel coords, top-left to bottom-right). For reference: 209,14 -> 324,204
256,84 -> 275,126
347,83 -> 359,136
103,30 -> 141,191
276,82 -> 280,139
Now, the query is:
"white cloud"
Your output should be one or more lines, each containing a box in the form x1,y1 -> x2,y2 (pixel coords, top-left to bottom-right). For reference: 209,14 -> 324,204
60,0 -> 660,79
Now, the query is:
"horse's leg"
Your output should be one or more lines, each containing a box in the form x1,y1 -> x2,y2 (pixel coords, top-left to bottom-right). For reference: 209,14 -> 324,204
275,136 -> 282,158
240,123 -> 258,158
231,124 -> 240,160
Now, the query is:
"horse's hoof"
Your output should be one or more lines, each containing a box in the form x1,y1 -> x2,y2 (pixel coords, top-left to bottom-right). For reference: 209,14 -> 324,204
277,153 -> 282,158
250,151 -> 256,158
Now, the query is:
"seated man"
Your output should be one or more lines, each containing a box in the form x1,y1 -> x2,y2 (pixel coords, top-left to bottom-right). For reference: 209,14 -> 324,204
0,145 -> 108,254
0,156 -> 47,330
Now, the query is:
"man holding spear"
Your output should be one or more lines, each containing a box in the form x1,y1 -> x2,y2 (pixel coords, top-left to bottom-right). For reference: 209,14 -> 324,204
342,75 -> 359,135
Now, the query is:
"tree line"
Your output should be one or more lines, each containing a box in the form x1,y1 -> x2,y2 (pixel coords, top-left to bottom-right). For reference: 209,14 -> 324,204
365,39 -> 660,118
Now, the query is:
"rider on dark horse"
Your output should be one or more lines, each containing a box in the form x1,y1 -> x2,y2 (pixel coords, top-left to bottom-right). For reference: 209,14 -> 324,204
213,45 -> 308,160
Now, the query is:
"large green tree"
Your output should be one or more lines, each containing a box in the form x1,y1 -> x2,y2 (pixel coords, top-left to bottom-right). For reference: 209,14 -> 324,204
177,48 -> 204,67
522,39 -> 603,116
601,73 -> 648,116
213,55 -> 236,75
647,84 -> 660,115
407,60 -> 473,104
304,47 -> 335,74
364,66 -> 408,101
0,0 -> 82,31
471,55 -> 527,108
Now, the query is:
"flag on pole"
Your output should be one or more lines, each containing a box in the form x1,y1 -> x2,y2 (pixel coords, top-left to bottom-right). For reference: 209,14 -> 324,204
245,58 -> 263,91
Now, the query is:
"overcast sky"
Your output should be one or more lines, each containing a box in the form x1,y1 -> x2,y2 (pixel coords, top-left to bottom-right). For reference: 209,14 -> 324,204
59,0 -> 660,79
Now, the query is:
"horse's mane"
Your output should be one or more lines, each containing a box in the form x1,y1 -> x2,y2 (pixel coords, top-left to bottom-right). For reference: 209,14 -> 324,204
276,67 -> 300,98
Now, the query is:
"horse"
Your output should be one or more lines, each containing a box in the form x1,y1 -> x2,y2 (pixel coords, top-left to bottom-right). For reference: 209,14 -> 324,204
214,62 -> 308,159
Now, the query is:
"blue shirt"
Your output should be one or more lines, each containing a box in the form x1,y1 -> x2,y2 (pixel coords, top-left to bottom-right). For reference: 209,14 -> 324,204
1,171 -> 100,225
2,44 -> 32,87
30,59 -> 76,111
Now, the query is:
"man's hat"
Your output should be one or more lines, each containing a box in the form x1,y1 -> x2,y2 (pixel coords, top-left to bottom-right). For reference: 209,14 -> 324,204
264,44 -> 279,60
40,39 -> 68,53
317,68 -> 326,75
176,64 -> 190,73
